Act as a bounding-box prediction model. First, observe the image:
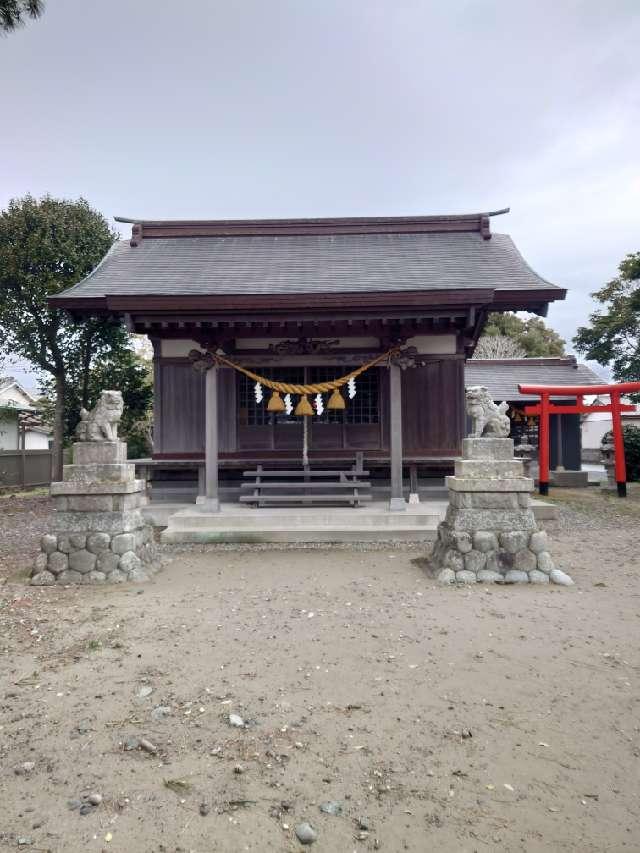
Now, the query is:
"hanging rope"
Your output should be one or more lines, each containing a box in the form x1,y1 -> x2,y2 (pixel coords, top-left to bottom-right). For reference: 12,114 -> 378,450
209,346 -> 400,395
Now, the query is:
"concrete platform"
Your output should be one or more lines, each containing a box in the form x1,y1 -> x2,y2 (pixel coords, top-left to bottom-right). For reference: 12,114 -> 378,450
158,502 -> 445,544
148,497 -> 558,544
550,470 -> 590,488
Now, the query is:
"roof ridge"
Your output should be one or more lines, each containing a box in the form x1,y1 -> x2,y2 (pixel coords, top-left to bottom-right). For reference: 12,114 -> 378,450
115,210 -> 511,245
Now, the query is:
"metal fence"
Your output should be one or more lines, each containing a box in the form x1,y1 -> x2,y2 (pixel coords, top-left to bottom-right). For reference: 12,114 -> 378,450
0,449 -> 53,490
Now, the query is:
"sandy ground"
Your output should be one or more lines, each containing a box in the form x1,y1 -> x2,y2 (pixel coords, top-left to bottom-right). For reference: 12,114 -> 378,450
1,488 -> 639,852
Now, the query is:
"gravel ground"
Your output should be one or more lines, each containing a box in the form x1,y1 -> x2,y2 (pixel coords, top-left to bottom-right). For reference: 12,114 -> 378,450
0,487 -> 639,852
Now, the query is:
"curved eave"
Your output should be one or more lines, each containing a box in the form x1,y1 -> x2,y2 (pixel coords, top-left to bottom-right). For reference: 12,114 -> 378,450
49,285 -> 565,316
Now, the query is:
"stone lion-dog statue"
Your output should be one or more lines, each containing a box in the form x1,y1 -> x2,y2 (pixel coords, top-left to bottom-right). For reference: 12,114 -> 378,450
465,385 -> 510,438
75,390 -> 124,442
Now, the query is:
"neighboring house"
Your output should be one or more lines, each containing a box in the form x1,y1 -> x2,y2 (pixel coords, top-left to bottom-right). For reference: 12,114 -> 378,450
0,377 -> 51,450
465,357 -> 603,470
581,394 -> 640,461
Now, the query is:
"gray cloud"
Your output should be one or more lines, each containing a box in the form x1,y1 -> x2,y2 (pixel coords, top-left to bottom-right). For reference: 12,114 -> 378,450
2,0 -> 639,389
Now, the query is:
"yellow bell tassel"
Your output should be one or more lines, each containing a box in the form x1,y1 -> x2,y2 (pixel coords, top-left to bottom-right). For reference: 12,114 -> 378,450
294,395 -> 314,417
327,388 -> 346,410
267,391 -> 286,412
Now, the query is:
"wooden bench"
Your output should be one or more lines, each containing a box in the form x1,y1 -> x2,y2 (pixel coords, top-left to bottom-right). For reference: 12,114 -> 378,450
240,456 -> 371,507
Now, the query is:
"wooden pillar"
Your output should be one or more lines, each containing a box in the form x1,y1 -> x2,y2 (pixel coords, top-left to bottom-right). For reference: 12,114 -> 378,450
389,363 -> 406,511
538,393 -> 550,496
197,365 -> 220,512
610,391 -> 627,497
554,413 -> 564,471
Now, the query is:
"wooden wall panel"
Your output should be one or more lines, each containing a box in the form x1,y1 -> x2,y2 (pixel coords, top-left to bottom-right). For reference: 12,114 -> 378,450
401,359 -> 465,455
154,358 -> 465,459
217,367 -> 237,453
158,363 -> 205,454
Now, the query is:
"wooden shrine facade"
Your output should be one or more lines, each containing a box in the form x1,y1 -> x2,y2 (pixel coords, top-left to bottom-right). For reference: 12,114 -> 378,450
50,212 -> 566,507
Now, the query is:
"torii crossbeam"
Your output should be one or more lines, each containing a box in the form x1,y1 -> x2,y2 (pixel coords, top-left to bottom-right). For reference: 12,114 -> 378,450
518,380 -> 640,497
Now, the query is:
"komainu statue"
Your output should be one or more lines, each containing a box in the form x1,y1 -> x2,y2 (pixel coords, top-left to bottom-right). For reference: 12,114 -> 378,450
75,390 -> 124,442
465,386 -> 510,438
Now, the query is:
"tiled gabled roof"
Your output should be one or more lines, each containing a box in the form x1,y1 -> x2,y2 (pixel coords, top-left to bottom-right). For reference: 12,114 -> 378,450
52,213 -> 564,302
465,357 -> 605,401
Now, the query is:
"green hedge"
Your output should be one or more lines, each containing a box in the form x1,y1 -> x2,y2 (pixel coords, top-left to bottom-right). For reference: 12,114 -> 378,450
602,425 -> 640,482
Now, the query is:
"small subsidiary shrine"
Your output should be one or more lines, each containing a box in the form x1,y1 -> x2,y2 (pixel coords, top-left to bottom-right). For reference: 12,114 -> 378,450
50,211 -> 565,513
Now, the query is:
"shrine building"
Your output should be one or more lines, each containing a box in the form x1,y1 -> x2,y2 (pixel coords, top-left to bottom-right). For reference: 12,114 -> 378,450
50,211 -> 566,537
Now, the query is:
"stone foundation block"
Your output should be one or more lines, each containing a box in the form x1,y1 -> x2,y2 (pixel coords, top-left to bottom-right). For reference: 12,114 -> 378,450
504,570 -> 529,583
33,552 -> 47,573
41,534 -> 58,554
109,569 -> 129,583
450,531 -> 472,553
472,531 -> 498,552
464,550 -> 486,573
462,438 -> 514,460
52,509 -> 144,534
477,569 -> 502,583
537,551 -> 554,573
66,495 -> 117,512
454,459 -> 524,478
68,549 -> 97,574
529,570 -> 550,584
86,532 -> 111,554
529,531 -> 549,553
455,570 -> 477,584
437,568 -> 456,585
119,551 -> 142,574
443,549 -> 464,572
48,551 -> 68,575
63,463 -> 134,484
112,532 -> 136,554
113,492 -> 147,511
32,570 -> 55,585
96,551 -> 120,574
446,476 -> 534,493
56,535 -> 71,553
51,479 -> 146,496
513,548 -> 537,572
500,531 -> 529,553
447,508 -> 537,532
550,569 -> 574,586
473,493 -> 522,510
58,569 -> 83,584
73,441 -> 127,465
87,570 -> 107,583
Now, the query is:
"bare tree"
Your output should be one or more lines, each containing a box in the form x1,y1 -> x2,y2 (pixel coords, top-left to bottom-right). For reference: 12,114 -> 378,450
472,335 -> 527,360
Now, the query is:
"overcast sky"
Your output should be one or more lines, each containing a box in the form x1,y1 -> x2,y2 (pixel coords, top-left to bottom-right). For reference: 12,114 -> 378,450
2,0 -> 639,390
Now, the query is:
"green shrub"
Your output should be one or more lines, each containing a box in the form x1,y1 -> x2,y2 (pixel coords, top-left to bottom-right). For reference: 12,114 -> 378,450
601,425 -> 640,481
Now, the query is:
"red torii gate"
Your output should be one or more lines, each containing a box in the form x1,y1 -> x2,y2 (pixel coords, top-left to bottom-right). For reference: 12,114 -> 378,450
518,380 -> 640,497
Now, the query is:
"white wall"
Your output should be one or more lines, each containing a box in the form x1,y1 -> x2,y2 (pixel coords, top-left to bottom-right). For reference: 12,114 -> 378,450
0,412 -> 19,450
162,334 -> 458,357
582,414 -> 612,450
0,383 -> 35,408
24,430 -> 50,450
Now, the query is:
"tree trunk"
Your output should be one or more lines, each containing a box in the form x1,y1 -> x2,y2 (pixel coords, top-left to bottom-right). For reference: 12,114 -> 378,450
53,372 -> 66,481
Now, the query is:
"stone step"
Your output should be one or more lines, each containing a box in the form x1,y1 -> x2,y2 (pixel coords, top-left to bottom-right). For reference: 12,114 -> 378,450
143,499 -> 557,532
161,504 -> 445,529
160,524 -> 438,544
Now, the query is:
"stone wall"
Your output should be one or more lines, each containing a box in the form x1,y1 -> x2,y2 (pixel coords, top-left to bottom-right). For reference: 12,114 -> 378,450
31,440 -> 157,585
430,438 -> 573,586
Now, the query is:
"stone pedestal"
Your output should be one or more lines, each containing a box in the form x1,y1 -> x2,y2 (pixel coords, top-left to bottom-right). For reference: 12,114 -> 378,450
430,438 -> 572,586
31,441 -> 156,586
